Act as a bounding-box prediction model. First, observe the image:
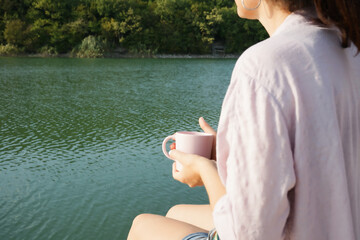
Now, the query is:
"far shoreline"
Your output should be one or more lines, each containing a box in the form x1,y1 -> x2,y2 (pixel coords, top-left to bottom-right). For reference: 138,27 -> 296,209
0,52 -> 240,59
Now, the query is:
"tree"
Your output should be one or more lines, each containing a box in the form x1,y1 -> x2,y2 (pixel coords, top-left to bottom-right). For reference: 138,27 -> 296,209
4,19 -> 27,46
0,0 -> 269,55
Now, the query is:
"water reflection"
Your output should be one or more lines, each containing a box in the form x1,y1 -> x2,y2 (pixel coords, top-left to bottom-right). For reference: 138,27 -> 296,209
0,57 -> 236,239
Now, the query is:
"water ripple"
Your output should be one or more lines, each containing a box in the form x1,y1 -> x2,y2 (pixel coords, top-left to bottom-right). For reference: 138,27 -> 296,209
0,57 -> 236,240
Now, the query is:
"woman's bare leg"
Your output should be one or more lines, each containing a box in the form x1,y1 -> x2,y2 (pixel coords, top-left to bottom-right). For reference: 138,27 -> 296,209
127,213 -> 208,240
166,204 -> 214,231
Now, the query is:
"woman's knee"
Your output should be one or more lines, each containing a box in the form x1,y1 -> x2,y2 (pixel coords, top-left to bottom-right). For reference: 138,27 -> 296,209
165,204 -> 214,231
166,204 -> 186,218
128,214 -> 153,239
132,213 -> 155,228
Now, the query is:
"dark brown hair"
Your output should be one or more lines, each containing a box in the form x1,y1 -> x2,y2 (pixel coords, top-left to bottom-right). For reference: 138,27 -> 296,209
273,0 -> 360,50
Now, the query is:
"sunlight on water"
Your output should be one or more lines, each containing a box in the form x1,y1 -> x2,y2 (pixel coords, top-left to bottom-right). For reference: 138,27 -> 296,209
0,57 -> 236,239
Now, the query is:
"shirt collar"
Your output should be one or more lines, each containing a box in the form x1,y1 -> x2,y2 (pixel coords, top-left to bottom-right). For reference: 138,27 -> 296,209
272,12 -> 312,37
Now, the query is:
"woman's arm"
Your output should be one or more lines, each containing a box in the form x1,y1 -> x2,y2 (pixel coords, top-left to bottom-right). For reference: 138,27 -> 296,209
170,150 -> 226,210
170,117 -> 225,209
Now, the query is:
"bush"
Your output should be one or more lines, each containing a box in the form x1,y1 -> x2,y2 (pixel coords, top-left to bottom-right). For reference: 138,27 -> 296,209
73,36 -> 107,58
128,43 -> 158,56
4,19 -> 27,46
39,45 -> 58,57
0,44 -> 23,56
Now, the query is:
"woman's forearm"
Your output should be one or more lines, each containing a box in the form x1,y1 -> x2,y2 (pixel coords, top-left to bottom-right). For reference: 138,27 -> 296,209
199,160 -> 226,210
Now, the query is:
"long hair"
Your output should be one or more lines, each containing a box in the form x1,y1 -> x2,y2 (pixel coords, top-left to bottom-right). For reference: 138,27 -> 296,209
314,0 -> 360,50
274,0 -> 360,50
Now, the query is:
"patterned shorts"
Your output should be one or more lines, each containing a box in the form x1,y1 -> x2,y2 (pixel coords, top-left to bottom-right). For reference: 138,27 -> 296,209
182,229 -> 220,240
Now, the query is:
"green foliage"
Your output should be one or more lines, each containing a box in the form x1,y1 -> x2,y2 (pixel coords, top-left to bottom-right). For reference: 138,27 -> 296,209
39,45 -> 58,56
0,43 -> 23,56
74,35 -> 106,58
0,0 -> 269,56
4,19 -> 27,46
216,6 -> 268,53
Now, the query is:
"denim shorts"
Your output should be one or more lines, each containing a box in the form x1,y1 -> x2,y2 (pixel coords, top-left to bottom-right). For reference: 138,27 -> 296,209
182,232 -> 208,240
182,229 -> 219,240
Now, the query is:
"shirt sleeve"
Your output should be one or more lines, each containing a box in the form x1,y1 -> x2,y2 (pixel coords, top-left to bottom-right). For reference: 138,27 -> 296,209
213,68 -> 296,240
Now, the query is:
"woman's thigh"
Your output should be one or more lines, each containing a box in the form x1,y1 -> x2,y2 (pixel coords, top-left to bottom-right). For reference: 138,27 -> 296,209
127,213 -> 208,240
166,204 -> 214,231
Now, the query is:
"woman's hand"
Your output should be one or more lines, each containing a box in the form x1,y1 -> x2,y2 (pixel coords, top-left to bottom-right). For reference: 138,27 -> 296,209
170,150 -> 216,188
199,117 -> 217,160
170,149 -> 225,210
169,117 -> 225,209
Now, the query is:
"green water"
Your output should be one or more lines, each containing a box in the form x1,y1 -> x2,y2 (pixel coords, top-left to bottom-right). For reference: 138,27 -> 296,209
0,57 -> 236,239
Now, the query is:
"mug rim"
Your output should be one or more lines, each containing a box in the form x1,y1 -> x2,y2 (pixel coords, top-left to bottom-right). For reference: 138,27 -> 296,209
176,131 -> 212,136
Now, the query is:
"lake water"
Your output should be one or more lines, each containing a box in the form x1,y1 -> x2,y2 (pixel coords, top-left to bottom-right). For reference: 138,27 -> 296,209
0,57 -> 236,239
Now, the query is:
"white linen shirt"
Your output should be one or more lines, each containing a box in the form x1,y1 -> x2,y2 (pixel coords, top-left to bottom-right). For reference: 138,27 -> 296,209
214,13 -> 360,240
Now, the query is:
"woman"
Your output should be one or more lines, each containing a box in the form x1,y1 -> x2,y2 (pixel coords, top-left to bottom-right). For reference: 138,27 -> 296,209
128,0 -> 360,239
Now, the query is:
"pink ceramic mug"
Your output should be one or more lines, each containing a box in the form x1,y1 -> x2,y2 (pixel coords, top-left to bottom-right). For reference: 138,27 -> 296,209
162,131 -> 213,171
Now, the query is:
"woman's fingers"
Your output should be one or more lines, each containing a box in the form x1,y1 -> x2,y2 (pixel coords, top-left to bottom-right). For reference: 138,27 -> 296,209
170,150 -> 204,187
169,149 -> 186,163
199,117 -> 216,135
199,117 -> 217,160
170,142 -> 176,150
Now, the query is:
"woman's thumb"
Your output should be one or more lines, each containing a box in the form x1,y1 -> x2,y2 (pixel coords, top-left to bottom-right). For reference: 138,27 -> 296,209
199,117 -> 216,135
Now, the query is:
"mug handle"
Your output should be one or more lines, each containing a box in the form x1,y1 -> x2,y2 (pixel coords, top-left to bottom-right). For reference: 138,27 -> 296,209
162,135 -> 174,159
